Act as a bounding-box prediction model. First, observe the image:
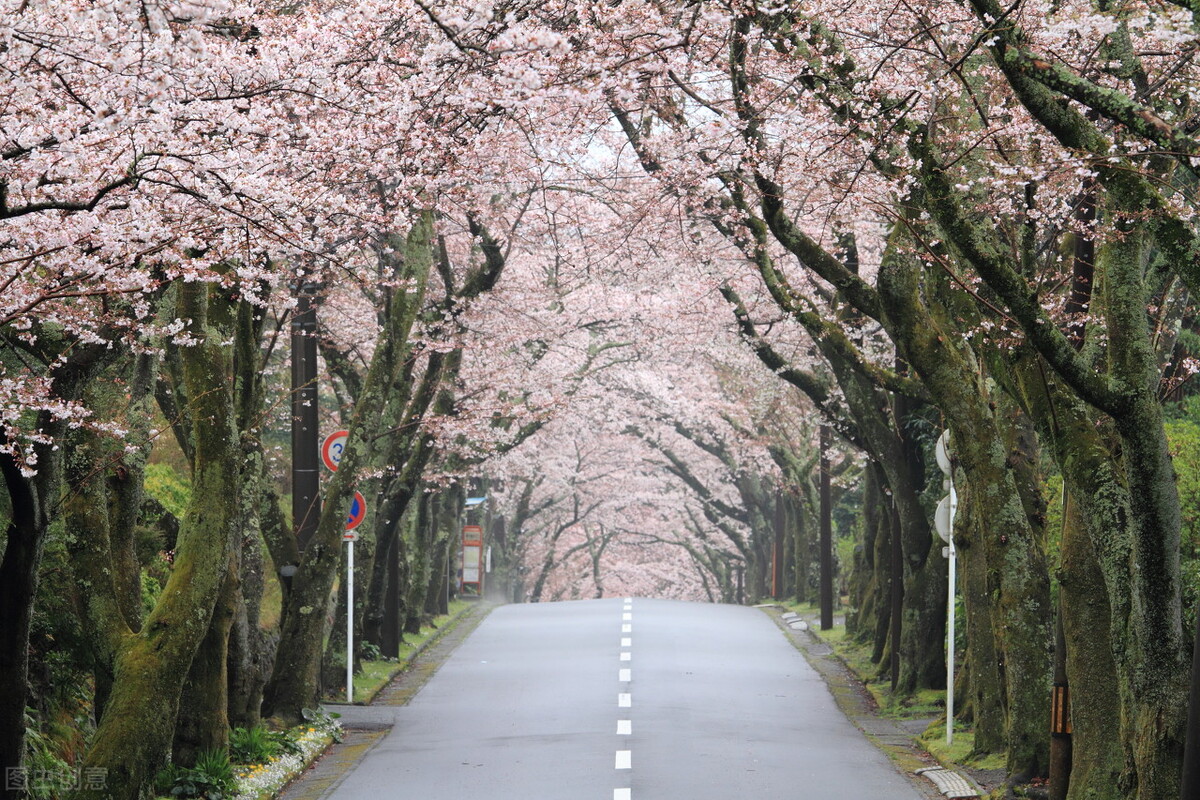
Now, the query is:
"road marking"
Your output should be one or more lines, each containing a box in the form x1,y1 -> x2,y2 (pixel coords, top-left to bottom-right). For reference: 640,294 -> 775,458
615,750 -> 631,769
622,624 -> 632,633
622,612 -> 632,621
618,693 -> 631,707
614,789 -> 631,800
621,637 -> 632,647
617,719 -> 631,735
624,597 -> 633,603
619,668 -> 631,681
623,604 -> 632,611
620,651 -> 631,661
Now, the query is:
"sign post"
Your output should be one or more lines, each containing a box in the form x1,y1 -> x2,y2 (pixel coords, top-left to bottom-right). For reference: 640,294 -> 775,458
935,430 -> 957,745
343,490 -> 366,703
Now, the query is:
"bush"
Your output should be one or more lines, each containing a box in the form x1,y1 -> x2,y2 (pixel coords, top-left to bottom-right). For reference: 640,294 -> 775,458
155,748 -> 237,800
230,725 -> 275,765
229,724 -> 304,765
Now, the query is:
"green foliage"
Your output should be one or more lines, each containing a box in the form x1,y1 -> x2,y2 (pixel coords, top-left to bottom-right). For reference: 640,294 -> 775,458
229,726 -> 275,765
359,640 -> 382,662
23,710 -> 74,800
296,708 -> 344,743
229,725 -> 302,765
144,462 -> 191,519
1167,414 -> 1200,633
156,749 -> 237,800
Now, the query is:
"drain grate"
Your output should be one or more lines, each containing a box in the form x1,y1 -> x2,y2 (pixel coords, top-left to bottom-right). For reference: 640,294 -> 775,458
914,767 -> 978,798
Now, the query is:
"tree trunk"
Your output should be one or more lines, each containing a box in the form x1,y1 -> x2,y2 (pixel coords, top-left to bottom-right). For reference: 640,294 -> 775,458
879,228 -> 1051,780
174,558 -> 238,765
73,280 -> 240,799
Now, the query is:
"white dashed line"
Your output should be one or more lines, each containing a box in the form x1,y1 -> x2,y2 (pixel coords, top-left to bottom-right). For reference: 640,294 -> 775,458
617,600 -> 634,800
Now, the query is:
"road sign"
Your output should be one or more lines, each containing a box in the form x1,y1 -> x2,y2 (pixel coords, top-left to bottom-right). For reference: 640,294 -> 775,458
460,525 -> 484,595
936,429 -> 952,475
935,488 -> 958,544
322,430 -> 349,472
343,491 -> 366,539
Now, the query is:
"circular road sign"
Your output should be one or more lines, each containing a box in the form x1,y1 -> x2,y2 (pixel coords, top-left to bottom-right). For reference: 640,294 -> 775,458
344,491 -> 367,538
322,430 -> 349,472
935,429 -> 952,476
934,487 -> 958,544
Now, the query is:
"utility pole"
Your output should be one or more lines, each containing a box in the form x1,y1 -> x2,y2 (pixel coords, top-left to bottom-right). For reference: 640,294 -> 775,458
772,492 -> 786,599
890,496 -> 902,691
291,281 -> 320,557
819,424 -> 833,631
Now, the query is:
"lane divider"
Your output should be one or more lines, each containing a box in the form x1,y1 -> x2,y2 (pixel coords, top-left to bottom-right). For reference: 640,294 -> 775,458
616,599 -> 634,800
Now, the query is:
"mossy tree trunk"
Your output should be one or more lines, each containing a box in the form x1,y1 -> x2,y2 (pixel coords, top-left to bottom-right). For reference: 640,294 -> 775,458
173,556 -> 238,765
878,226 -> 1052,780
73,278 -> 240,800
63,351 -> 155,723
1007,349 -> 1160,799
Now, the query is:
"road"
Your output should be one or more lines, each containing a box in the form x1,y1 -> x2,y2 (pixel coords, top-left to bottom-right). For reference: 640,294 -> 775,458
325,598 -> 928,799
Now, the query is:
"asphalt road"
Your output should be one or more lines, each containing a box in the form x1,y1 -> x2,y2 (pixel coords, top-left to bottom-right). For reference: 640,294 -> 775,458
326,598 -> 928,799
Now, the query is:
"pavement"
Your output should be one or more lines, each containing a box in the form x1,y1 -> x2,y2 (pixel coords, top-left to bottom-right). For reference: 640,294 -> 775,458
277,598 -> 979,800
278,600 -> 495,800
763,604 -> 984,799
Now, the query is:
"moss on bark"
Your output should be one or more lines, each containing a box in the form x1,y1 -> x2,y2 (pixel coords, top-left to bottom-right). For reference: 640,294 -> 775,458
72,279 -> 240,800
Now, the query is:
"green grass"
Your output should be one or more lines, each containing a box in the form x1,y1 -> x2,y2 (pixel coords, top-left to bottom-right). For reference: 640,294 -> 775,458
921,722 -> 1006,770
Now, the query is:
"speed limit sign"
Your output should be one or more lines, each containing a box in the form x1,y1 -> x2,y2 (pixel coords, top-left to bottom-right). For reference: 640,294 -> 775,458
321,430 -> 349,472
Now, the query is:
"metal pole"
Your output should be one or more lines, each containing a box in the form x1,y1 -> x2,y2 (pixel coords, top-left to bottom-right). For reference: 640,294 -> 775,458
819,424 -> 833,631
946,471 -> 957,746
346,539 -> 354,704
947,537 -> 956,745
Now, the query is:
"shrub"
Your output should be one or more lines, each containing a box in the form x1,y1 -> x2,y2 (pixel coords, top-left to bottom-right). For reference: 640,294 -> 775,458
156,748 -> 237,800
229,726 -> 276,765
